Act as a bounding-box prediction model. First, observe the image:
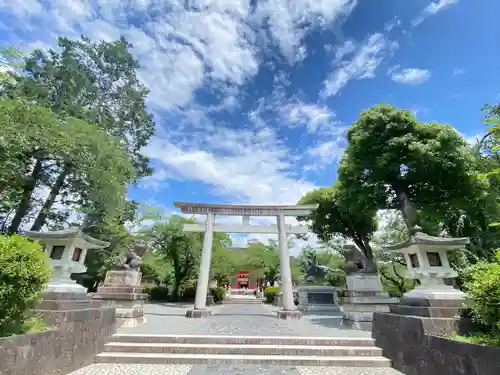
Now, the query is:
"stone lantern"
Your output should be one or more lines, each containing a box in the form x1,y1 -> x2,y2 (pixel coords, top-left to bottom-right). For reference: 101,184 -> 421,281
384,228 -> 469,300
24,228 -> 110,294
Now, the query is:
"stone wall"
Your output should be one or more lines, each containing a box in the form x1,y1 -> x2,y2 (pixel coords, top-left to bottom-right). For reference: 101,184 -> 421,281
372,312 -> 500,375
0,307 -> 116,375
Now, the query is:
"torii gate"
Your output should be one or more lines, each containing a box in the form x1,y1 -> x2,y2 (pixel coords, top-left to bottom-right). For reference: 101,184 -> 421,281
173,202 -> 318,320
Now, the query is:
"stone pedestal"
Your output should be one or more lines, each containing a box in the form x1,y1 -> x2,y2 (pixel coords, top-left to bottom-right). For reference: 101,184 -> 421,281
277,310 -> 302,320
403,278 -> 466,300
92,270 -> 147,328
341,274 -> 398,330
296,285 -> 342,314
389,297 -> 466,318
36,291 -> 97,311
273,292 -> 283,307
185,309 -> 213,318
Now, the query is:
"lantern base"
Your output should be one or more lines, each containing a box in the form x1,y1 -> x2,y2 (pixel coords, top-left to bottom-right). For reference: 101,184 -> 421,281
403,283 -> 465,300
46,278 -> 88,294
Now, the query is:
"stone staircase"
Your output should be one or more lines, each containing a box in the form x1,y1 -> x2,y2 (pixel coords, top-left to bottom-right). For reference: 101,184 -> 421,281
95,334 -> 392,367
223,296 -> 265,304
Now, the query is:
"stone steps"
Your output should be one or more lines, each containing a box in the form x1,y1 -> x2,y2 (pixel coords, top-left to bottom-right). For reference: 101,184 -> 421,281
96,334 -> 391,367
110,334 -> 376,345
104,342 -> 383,356
95,352 -> 391,366
223,299 -> 264,304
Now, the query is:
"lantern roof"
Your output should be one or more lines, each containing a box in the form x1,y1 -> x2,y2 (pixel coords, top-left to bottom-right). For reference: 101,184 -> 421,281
384,227 -> 469,252
23,227 -> 110,249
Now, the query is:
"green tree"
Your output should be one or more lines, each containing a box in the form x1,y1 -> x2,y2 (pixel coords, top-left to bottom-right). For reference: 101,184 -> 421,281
242,240 -> 282,286
338,104 -> 485,231
0,46 -> 23,85
462,251 -> 500,335
211,240 -> 238,285
144,216 -> 202,300
0,235 -> 52,336
5,35 -> 154,233
372,210 -> 417,296
0,97 -> 135,233
298,183 -> 378,272
299,245 -> 344,285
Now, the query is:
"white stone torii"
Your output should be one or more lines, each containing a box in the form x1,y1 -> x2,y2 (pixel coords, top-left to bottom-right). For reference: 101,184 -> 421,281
174,201 -> 318,319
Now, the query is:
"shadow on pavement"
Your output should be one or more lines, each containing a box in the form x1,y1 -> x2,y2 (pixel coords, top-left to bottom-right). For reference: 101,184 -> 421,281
214,313 -> 276,318
307,316 -> 372,332
144,312 -> 187,317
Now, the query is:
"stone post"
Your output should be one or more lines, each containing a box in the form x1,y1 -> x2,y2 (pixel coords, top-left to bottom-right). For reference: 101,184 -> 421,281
276,213 -> 301,320
186,211 -> 215,318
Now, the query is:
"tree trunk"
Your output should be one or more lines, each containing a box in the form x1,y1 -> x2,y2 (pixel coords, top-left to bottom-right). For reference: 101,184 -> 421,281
395,188 -> 419,230
8,159 -> 43,234
30,166 -> 69,231
173,280 -> 181,301
352,236 -> 378,274
362,240 -> 378,273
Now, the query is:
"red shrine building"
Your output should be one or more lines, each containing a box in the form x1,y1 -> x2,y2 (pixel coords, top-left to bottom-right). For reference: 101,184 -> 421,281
229,270 -> 257,289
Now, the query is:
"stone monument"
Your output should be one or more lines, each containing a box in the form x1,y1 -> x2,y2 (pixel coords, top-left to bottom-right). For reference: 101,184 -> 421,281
23,228 -> 110,310
295,254 -> 342,314
340,244 -> 398,330
92,240 -> 149,327
383,228 -> 469,317
296,285 -> 343,315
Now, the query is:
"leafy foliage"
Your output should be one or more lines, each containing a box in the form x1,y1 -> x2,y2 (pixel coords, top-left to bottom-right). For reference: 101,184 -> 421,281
144,215 -> 202,300
298,183 -> 378,271
149,286 -> 170,301
264,286 -> 280,303
0,235 -> 52,337
210,235 -> 237,283
372,210 -> 417,296
338,104 -> 486,229
299,245 -> 345,286
1,35 -> 154,234
0,46 -> 23,85
462,252 -> 500,333
210,286 -> 226,303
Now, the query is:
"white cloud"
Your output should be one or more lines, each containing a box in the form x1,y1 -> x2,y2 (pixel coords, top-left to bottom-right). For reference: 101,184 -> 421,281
138,169 -> 172,192
452,67 -> 465,76
255,0 -> 358,63
143,127 -> 317,205
391,68 -> 431,85
321,33 -> 397,98
462,132 -> 485,146
1,1 -> 260,111
333,39 -> 356,63
384,17 -> 401,32
0,0 -> 363,252
280,101 -> 343,136
304,138 -> 346,171
412,0 -> 459,27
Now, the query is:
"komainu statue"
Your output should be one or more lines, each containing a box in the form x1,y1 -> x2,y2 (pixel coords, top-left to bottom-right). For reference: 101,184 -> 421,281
342,244 -> 378,274
114,240 -> 148,271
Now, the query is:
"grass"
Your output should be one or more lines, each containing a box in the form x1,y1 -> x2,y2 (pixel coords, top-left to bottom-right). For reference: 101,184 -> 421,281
22,316 -> 49,334
0,316 -> 49,338
450,333 -> 500,347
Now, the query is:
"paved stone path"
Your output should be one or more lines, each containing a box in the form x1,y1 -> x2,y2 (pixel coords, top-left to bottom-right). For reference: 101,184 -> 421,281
68,302 -> 405,375
68,363 -> 404,375
119,302 -> 371,338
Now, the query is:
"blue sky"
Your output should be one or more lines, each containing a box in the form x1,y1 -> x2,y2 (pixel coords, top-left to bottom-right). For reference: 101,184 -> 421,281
1,0 -> 499,249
